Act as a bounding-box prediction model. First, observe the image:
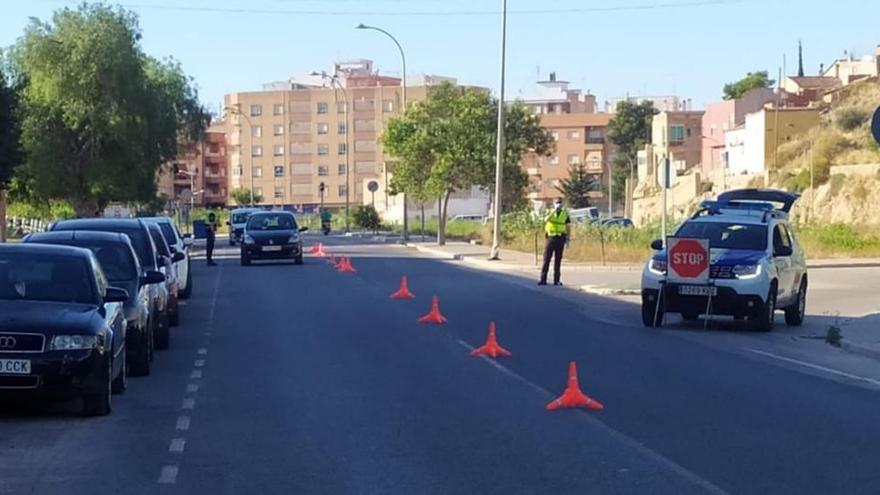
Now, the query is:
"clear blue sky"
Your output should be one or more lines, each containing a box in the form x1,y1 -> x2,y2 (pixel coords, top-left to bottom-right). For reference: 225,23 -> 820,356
4,0 -> 880,115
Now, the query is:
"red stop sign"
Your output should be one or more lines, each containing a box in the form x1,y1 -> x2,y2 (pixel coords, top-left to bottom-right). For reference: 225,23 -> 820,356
668,238 -> 709,280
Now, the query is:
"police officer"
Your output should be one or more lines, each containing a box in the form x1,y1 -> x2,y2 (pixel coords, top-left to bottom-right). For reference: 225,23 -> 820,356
539,198 -> 571,286
205,209 -> 218,266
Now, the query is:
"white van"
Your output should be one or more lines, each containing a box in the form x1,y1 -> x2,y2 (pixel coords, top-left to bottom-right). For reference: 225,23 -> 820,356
227,207 -> 261,246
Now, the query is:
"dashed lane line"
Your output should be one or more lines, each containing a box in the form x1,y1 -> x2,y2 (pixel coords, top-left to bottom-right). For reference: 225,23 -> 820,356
158,466 -> 178,484
169,438 -> 186,454
176,416 -> 191,431
187,384 -> 199,393
190,370 -> 202,379
194,359 -> 205,367
182,398 -> 195,410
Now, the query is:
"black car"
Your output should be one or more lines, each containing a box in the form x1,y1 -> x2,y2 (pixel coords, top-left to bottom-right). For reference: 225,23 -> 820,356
240,211 -> 308,266
51,218 -> 172,350
23,231 -> 166,376
0,244 -> 129,416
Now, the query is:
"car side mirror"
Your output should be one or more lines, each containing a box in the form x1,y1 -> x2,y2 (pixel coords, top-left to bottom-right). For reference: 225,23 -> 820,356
650,239 -> 664,250
183,236 -> 193,248
140,270 -> 166,285
299,226 -> 309,232
172,252 -> 185,263
775,245 -> 793,257
104,286 -> 129,303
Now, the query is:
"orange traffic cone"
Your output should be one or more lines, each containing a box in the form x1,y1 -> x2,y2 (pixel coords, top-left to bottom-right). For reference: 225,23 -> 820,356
470,322 -> 511,358
546,361 -> 603,411
337,257 -> 357,273
417,295 -> 447,324
309,242 -> 320,254
390,276 -> 416,299
315,243 -> 327,257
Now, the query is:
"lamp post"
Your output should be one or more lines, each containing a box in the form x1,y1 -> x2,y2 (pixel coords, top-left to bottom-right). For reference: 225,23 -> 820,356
224,105 -> 256,205
356,23 -> 409,241
312,72 -> 351,233
489,0 -> 508,260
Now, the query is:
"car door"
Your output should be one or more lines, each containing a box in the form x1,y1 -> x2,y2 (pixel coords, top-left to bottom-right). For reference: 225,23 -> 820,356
771,223 -> 796,304
91,257 -> 125,361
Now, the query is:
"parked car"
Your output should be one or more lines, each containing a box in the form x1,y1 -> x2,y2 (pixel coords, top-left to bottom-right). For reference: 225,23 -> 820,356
599,217 -> 634,228
641,189 -> 806,331
0,243 -> 130,416
240,211 -> 307,266
51,219 -> 172,350
141,217 -> 193,299
450,214 -> 485,223
147,224 -> 183,327
22,231 -> 165,377
570,207 -> 601,224
228,207 -> 262,246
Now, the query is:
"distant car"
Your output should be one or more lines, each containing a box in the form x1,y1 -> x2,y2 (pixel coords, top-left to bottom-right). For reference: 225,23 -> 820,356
0,243 -> 130,416
147,223 -> 184,327
240,211 -> 307,266
51,218 -> 172,350
451,214 -> 485,223
228,207 -> 262,246
600,217 -> 634,228
641,189 -> 807,331
570,207 -> 601,224
141,217 -> 193,299
22,231 -> 165,377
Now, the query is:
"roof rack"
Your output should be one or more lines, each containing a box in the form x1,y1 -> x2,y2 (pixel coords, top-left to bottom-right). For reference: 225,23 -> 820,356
692,200 -> 787,223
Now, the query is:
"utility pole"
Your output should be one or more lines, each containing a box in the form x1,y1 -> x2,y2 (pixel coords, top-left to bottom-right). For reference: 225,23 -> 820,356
489,0 -> 508,260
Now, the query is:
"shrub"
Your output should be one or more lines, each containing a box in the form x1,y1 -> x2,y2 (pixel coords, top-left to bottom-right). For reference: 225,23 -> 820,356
353,205 -> 381,230
836,108 -> 869,131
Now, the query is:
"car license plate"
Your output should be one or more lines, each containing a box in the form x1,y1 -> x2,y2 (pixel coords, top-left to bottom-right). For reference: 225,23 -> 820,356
678,285 -> 717,296
0,359 -> 31,375
262,246 -> 283,252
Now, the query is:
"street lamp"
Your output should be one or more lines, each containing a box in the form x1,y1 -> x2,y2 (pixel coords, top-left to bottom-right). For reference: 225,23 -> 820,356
356,23 -> 409,241
224,105 -> 256,205
311,71 -> 351,233
489,0 -> 508,260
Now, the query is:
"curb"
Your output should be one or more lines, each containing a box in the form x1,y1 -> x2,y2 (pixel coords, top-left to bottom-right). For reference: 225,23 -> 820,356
579,285 -> 641,297
840,340 -> 880,362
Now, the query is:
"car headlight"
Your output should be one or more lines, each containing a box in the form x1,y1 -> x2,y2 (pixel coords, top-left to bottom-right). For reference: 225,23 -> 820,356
287,235 -> 299,244
648,258 -> 667,275
733,264 -> 762,279
50,335 -> 101,351
244,235 -> 255,244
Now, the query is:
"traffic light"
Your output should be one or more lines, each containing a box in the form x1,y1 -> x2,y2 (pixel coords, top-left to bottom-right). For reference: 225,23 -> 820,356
319,182 -> 325,193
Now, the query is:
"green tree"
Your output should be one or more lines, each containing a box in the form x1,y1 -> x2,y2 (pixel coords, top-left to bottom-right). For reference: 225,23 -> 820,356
0,56 -> 23,241
722,71 -> 774,100
382,83 -> 552,245
607,100 -> 657,209
353,204 -> 381,231
11,4 -> 208,217
230,187 -> 261,206
556,165 -> 597,208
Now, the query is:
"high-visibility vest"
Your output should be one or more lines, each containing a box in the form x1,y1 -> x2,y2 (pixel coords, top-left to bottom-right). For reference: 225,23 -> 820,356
206,211 -> 218,231
545,209 -> 569,237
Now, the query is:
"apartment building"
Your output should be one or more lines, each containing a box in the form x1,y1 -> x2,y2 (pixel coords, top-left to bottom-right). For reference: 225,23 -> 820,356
224,60 -> 456,212
158,122 -> 228,209
701,88 -> 776,176
605,95 -> 692,113
650,110 -> 705,174
724,107 -> 820,175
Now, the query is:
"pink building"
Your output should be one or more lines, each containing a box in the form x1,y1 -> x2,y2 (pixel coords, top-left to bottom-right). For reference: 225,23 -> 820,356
701,88 -> 776,175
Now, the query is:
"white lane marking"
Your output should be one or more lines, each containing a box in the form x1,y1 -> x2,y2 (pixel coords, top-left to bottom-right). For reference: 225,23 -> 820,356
454,339 -> 730,495
190,370 -> 202,379
178,301 -> 188,306
747,348 -> 880,387
158,465 -> 178,484
187,384 -> 199,393
182,398 -> 195,410
176,416 -> 191,431
198,348 -> 208,355
169,438 -> 186,453
194,359 -> 205,367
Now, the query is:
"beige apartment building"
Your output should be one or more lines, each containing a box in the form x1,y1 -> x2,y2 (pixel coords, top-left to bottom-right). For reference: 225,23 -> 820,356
157,122 -> 228,210
224,60 -> 449,212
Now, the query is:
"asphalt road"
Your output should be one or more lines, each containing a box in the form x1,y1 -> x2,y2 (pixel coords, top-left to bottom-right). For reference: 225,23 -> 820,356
2,235 -> 880,495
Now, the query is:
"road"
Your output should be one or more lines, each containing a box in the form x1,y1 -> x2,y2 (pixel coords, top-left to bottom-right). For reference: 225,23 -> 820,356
2,235 -> 880,495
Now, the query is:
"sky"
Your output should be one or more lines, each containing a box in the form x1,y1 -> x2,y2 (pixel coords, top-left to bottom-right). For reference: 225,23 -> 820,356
3,0 -> 880,115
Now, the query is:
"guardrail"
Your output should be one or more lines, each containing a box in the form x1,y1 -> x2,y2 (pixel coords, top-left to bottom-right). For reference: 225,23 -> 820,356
5,217 -> 51,238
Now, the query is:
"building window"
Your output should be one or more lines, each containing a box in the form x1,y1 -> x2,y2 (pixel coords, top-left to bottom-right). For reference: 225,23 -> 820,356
273,124 -> 284,136
317,123 -> 329,135
548,155 -> 559,166
338,184 -> 348,197
317,143 -> 329,155
232,165 -> 242,177
317,102 -> 329,114
273,145 -> 284,156
383,100 -> 395,112
336,101 -> 347,114
250,104 -> 262,117
338,143 -> 347,155
669,125 -> 685,143
251,125 -> 262,137
273,103 -> 284,116
251,145 -> 262,157
587,128 -> 604,144
274,186 -> 284,199
568,130 -> 580,140
337,123 -> 347,134
338,163 -> 347,175
550,131 -> 559,141
318,165 -> 329,176
568,154 -> 580,165
254,187 -> 263,199
252,166 -> 263,178
274,165 -> 284,177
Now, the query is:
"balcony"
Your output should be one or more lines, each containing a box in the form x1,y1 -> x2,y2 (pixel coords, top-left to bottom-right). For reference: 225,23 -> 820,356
585,142 -> 604,151
584,163 -> 604,174
526,167 -> 541,176
204,174 -> 225,183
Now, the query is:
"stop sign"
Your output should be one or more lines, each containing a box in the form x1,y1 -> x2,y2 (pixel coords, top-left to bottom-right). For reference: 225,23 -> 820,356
667,238 -> 709,282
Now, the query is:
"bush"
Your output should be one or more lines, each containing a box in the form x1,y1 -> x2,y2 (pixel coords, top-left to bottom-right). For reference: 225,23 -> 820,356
353,205 -> 381,230
836,108 -> 869,131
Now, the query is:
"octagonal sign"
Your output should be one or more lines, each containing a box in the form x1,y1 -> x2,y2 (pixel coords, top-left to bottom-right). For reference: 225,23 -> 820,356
667,238 -> 710,283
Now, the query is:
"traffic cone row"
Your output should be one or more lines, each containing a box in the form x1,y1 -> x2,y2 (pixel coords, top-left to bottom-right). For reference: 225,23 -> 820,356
337,257 -> 356,273
309,242 -> 322,254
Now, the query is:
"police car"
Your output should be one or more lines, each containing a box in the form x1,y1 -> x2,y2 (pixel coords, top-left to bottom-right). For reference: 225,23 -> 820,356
641,189 -> 807,331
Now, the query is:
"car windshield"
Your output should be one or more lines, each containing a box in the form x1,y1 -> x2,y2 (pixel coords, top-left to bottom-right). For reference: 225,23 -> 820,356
0,253 -> 95,305
89,244 -> 137,283
149,227 -> 172,257
232,212 -> 252,224
247,214 -> 296,231
675,221 -> 768,250
157,222 -> 177,246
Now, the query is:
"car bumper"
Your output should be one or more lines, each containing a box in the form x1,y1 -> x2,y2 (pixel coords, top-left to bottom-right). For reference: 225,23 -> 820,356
0,349 -> 109,400
242,244 -> 302,259
642,285 -> 767,318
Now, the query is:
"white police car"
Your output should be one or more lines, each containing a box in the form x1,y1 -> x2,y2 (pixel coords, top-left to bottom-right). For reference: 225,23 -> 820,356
641,189 -> 807,331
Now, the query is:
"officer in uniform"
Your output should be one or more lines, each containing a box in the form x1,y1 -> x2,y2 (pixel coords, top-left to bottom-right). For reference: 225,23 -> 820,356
539,198 -> 571,286
205,209 -> 218,266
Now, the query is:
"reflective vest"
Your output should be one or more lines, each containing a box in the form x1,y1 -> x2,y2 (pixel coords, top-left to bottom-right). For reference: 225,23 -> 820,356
545,209 -> 569,237
205,211 -> 218,232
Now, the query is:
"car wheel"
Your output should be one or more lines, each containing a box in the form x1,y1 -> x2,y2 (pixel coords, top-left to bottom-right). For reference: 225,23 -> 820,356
785,277 -> 807,326
83,357 -> 112,416
681,310 -> 700,322
156,313 -> 171,350
112,347 -> 127,394
179,264 -> 192,299
641,291 -> 664,328
752,283 -> 777,332
241,252 -> 251,266
294,254 -> 304,265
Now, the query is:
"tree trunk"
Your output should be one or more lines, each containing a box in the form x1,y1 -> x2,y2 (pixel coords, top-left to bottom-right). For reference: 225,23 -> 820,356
437,190 -> 452,246
0,189 -> 6,243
